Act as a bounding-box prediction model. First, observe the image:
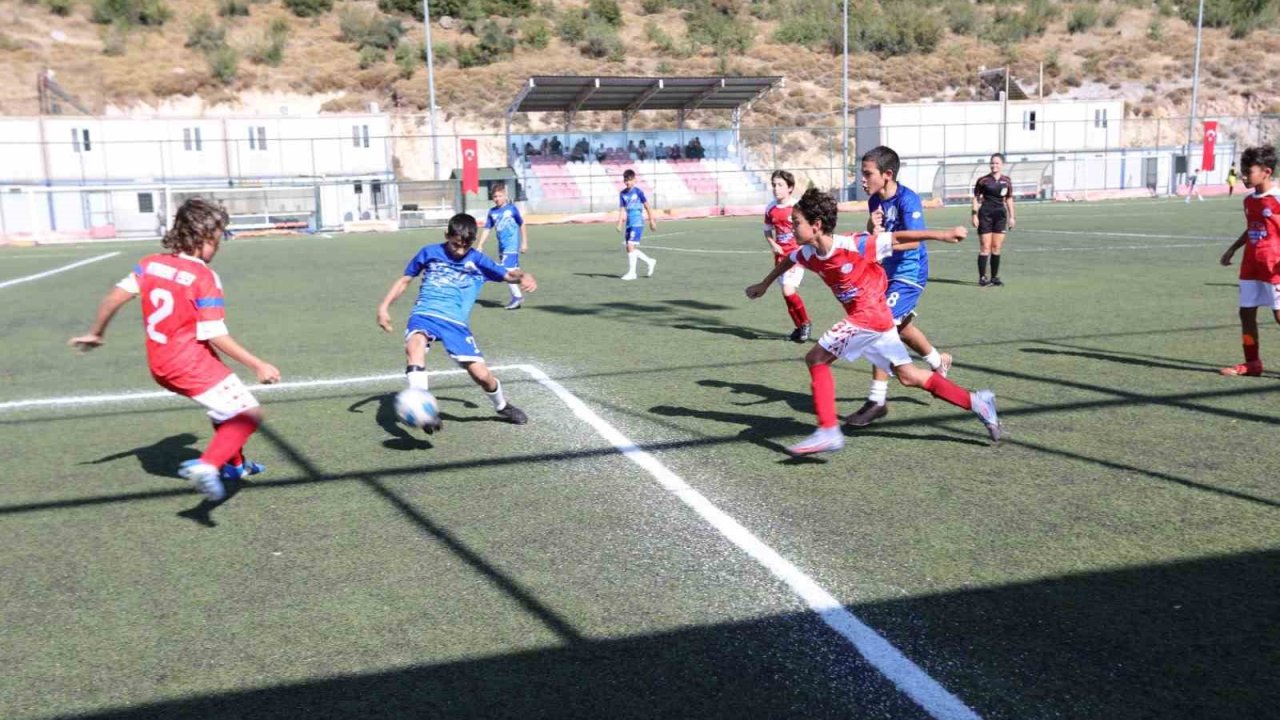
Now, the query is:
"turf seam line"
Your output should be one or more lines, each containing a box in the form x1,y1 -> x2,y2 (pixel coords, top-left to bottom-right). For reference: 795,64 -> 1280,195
0,251 -> 120,290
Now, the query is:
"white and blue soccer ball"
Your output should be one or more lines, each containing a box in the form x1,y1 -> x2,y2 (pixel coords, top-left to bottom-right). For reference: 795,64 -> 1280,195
395,387 -> 441,430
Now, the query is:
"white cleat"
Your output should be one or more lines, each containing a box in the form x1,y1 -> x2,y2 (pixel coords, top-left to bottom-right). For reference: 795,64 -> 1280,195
620,272 -> 638,281
970,389 -> 1003,443
786,426 -> 845,456
645,257 -> 657,277
179,460 -> 226,501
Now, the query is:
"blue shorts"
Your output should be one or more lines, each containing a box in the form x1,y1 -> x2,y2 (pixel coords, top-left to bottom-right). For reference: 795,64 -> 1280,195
885,280 -> 924,323
405,314 -> 483,364
624,226 -> 644,244
499,251 -> 519,270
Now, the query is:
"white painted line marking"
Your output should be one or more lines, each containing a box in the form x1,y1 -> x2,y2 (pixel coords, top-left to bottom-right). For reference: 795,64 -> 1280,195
1,365 -> 982,719
0,252 -> 120,290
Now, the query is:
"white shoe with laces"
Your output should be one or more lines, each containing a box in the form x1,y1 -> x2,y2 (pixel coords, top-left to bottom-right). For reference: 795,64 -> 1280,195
179,460 -> 226,501
970,389 -> 1003,443
645,257 -> 657,277
620,272 -> 637,281
786,426 -> 845,456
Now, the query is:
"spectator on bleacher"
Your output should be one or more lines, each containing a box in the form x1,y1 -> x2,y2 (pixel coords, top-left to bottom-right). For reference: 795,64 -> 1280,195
688,137 -> 704,160
550,137 -> 563,156
668,143 -> 681,161
637,139 -> 648,161
524,141 -> 536,157
656,141 -> 667,160
571,138 -> 590,163
627,139 -> 638,158
539,138 -> 549,156
596,143 -> 607,163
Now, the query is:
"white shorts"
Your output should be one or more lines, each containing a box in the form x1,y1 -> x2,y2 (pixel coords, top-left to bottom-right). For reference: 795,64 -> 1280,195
818,319 -> 913,370
774,263 -> 805,289
1239,280 -> 1280,310
191,373 -> 260,423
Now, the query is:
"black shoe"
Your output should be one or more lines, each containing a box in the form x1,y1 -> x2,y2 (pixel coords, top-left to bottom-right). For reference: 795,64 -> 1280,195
789,323 -> 811,343
844,400 -> 888,427
978,276 -> 991,287
497,404 -> 528,425
990,276 -> 1004,286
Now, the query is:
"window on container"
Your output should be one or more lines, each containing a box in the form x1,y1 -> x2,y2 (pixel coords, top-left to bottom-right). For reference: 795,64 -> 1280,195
72,128 -> 81,152
257,126 -> 267,150
353,125 -> 361,148
184,128 -> 192,151
249,127 -> 256,150
362,124 -> 370,148
194,127 -> 202,151
138,193 -> 154,214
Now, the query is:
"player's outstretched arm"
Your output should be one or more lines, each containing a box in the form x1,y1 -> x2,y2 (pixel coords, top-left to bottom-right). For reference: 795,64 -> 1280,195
377,275 -> 413,332
209,335 -> 280,384
69,287 -> 136,352
1220,231 -> 1248,266
746,257 -> 794,299
889,227 -> 967,250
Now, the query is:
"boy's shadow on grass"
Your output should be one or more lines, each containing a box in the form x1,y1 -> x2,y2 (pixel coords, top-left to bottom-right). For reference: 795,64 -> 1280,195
348,393 -> 491,451
1020,346 -> 1217,374
85,433 -> 201,478
927,277 -> 981,287
572,272 -> 626,280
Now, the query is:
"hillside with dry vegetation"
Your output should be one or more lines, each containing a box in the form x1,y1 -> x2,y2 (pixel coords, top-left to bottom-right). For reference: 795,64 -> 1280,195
0,0 -> 1277,139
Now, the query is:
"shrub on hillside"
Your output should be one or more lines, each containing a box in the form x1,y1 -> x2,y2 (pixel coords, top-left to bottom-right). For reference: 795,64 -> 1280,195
394,40 -> 420,78
640,0 -> 666,14
519,16 -> 550,48
218,0 -> 250,17
207,44 -> 238,85
339,6 -> 405,50
773,0 -> 838,51
45,0 -> 74,16
245,18 -> 288,65
557,12 -> 586,43
944,0 -> 978,35
91,0 -> 172,27
1068,4 -> 1098,34
1180,0 -> 1277,37
185,14 -> 226,53
587,0 -> 622,26
283,0 -> 332,18
101,19 -> 128,55
358,45 -> 383,68
684,0 -> 752,55
477,19 -> 516,58
580,18 -> 623,59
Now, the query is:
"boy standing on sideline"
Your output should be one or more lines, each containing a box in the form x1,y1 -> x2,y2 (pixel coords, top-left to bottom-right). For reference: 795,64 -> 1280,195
746,189 -> 1002,456
1185,167 -> 1205,203
847,146 -> 953,427
616,169 -> 658,280
763,170 -> 811,343
378,214 -> 538,426
69,198 -> 280,502
476,182 -> 529,310
1218,145 -> 1280,377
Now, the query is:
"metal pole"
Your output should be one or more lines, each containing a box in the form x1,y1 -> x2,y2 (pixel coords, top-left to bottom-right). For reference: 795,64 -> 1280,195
1001,68 -> 1009,155
841,0 -> 849,200
423,0 -> 441,181
1186,0 -> 1205,168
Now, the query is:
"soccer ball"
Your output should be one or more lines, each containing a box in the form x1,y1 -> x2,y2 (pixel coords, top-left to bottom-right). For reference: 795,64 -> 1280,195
395,387 -> 441,430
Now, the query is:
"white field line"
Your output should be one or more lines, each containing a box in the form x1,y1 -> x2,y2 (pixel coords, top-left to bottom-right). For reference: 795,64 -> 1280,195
644,240 -> 1220,256
0,364 -> 981,720
0,252 -> 120,289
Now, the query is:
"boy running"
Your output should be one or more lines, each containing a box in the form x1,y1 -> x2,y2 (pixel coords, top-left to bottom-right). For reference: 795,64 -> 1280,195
69,198 -> 280,502
763,170 -> 812,342
745,188 -> 1002,456
377,213 -> 538,426
616,169 -> 657,280
476,182 -> 529,310
1218,145 -> 1280,376
847,146 -> 953,427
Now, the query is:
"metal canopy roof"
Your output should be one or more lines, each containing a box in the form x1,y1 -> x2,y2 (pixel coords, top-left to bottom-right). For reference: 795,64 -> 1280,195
507,75 -> 782,115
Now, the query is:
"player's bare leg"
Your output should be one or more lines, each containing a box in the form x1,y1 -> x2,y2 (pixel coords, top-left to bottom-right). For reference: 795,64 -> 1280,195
848,317 -> 949,427
1221,306 -> 1265,376
894,363 -> 1002,443
464,360 -> 527,424
787,345 -> 845,456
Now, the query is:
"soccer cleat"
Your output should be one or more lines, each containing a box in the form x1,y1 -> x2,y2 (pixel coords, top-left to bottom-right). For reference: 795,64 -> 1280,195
497,403 -> 528,425
504,297 -> 523,310
844,400 -> 888,427
978,276 -> 991,287
220,460 -> 266,482
937,352 -> 954,378
990,276 -> 1005,287
645,257 -> 657,277
789,323 -> 812,343
620,272 -> 638,281
1219,362 -> 1264,377
179,459 -> 226,502
786,426 -> 845,456
970,389 -> 1003,443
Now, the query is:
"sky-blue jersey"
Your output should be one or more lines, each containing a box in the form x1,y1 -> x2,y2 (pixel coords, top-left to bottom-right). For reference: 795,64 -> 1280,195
619,187 -> 647,228
404,243 -> 508,326
485,203 -> 524,253
869,183 -> 928,286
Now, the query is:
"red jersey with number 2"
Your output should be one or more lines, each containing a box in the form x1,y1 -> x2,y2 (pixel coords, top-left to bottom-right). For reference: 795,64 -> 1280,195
789,232 -> 895,331
118,253 -> 231,395
1241,188 -> 1280,283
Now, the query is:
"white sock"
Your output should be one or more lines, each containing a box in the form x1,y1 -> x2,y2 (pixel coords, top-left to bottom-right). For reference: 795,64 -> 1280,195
922,349 -> 942,370
407,370 -> 429,390
628,252 -> 639,274
634,250 -> 653,264
868,379 -> 888,405
485,378 -> 507,411
510,284 -> 523,299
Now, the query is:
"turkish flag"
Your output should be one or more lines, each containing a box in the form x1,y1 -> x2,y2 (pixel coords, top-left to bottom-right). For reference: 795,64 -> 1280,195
1201,121 -> 1217,172
461,138 -> 479,194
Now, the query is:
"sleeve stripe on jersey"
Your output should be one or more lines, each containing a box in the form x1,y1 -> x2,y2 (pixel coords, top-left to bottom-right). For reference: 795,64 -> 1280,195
194,297 -> 225,309
133,264 -> 144,276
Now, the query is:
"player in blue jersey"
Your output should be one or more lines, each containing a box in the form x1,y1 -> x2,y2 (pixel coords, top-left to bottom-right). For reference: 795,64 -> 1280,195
376,213 -> 538,429
616,169 -> 657,280
846,146 -> 954,427
477,182 -> 529,310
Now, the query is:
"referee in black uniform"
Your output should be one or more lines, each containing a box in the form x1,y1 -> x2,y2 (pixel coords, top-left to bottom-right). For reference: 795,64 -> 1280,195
972,153 -> 1016,286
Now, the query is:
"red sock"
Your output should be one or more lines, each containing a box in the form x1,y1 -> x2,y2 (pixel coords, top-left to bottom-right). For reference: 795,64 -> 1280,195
809,363 -> 838,428
784,293 -> 810,327
1243,333 -> 1261,364
210,420 -> 246,466
923,372 -> 973,410
200,413 -> 260,468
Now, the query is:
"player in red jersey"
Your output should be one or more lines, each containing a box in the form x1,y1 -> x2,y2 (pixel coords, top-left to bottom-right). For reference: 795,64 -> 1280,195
69,198 -> 281,501
1218,145 -> 1280,376
764,170 -> 811,342
746,188 -> 1002,455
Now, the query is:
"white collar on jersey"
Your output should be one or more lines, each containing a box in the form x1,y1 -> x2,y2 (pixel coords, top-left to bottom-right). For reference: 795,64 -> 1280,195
770,197 -> 796,208
178,253 -> 208,265
810,234 -> 857,261
1250,186 -> 1280,199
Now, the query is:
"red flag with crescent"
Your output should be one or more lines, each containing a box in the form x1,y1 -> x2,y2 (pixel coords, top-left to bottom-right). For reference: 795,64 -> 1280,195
461,138 -> 479,194
1201,121 -> 1217,172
